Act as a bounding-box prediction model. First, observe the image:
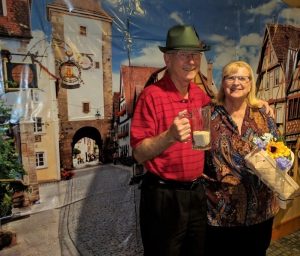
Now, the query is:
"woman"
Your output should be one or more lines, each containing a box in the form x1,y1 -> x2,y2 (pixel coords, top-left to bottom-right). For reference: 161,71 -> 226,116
204,61 -> 279,256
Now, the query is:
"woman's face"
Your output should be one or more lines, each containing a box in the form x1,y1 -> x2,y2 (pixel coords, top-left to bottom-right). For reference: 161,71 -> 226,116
222,67 -> 251,101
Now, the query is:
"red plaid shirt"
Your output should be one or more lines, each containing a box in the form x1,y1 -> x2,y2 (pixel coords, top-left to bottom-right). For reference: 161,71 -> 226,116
130,74 -> 211,181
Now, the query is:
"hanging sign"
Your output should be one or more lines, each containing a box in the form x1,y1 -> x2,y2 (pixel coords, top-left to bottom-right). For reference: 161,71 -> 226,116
58,50 -> 83,89
59,60 -> 82,89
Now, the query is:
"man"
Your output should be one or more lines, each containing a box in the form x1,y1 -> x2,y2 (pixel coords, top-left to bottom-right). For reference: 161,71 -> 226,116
130,24 -> 210,256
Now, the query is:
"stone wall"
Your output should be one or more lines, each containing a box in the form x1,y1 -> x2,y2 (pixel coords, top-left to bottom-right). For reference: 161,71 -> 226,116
19,122 -> 39,203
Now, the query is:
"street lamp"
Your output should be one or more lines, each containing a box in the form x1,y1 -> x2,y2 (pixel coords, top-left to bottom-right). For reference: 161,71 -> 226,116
95,110 -> 101,119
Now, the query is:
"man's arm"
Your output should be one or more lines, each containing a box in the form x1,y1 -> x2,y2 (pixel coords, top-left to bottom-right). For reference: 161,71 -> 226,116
259,100 -> 275,118
133,130 -> 175,164
133,111 -> 191,164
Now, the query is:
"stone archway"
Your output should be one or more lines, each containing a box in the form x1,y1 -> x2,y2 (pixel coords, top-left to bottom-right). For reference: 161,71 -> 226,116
59,119 -> 110,170
72,126 -> 103,166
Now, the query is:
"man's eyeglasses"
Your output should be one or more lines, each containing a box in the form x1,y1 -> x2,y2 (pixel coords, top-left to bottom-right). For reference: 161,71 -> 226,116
224,76 -> 250,83
170,51 -> 201,61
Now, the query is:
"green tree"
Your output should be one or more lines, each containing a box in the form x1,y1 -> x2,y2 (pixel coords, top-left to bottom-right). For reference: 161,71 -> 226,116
0,100 -> 26,217
73,147 -> 81,156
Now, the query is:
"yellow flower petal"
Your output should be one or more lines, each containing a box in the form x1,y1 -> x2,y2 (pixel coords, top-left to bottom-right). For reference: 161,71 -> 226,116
266,140 -> 291,159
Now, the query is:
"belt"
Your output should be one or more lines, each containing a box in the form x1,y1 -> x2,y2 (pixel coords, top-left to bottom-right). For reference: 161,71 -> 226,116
143,171 -> 203,190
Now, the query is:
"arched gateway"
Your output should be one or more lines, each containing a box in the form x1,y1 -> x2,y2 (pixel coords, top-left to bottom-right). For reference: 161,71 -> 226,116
59,120 -> 111,170
72,127 -> 102,165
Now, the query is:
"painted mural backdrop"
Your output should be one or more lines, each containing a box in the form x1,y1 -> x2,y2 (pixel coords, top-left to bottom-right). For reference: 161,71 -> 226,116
1,1 -> 297,120
0,0 -> 300,252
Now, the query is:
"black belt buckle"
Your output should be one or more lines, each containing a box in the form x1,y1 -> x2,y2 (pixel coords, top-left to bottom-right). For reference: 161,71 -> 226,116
180,178 -> 200,190
144,171 -> 202,190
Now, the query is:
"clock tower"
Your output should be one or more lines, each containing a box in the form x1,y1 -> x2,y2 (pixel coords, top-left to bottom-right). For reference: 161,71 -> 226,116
47,0 -> 113,170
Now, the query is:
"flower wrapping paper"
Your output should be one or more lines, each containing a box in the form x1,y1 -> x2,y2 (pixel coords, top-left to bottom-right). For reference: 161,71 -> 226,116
245,148 -> 299,201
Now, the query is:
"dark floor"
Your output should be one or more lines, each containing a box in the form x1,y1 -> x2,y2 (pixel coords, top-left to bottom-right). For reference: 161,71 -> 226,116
267,229 -> 300,256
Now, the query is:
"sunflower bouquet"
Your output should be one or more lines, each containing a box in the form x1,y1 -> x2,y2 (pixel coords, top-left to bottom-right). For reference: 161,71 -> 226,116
245,133 -> 299,208
252,133 -> 294,172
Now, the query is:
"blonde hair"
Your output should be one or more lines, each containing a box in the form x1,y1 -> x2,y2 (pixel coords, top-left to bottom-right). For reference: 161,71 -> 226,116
217,60 -> 261,107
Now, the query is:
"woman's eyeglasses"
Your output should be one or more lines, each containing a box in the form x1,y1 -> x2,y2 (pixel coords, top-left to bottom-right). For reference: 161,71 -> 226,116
224,76 -> 250,83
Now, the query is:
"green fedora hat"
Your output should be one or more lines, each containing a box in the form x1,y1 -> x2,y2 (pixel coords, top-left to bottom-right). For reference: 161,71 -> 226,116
159,25 -> 210,53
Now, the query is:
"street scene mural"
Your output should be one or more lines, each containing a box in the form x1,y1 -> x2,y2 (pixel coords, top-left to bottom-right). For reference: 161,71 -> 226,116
0,0 -> 300,254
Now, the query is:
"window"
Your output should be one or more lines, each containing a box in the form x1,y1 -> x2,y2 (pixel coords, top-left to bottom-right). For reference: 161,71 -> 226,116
293,99 -> 299,118
275,106 -> 283,124
0,0 -> 7,16
82,102 -> 90,113
36,152 -> 46,168
269,48 -> 272,65
33,117 -> 43,133
288,98 -> 300,120
35,135 -> 42,143
274,68 -> 280,87
79,26 -> 87,36
265,72 -> 270,90
288,101 -> 292,119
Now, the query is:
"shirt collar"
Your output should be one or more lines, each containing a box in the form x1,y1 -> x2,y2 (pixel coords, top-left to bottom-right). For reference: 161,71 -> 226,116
161,72 -> 197,102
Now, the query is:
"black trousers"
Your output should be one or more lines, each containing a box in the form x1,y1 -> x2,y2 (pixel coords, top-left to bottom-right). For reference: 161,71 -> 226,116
204,217 -> 274,256
139,173 -> 207,256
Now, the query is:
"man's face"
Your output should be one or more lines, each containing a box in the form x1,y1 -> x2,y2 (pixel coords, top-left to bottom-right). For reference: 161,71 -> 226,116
164,50 -> 201,85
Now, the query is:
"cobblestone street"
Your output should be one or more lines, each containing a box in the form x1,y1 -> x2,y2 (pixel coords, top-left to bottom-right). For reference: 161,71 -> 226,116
2,164 -> 300,255
59,165 -> 143,255
2,164 -> 143,256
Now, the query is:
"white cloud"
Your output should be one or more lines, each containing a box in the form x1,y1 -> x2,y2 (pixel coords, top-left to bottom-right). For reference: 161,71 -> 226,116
129,43 -> 164,67
207,31 -> 263,86
248,0 -> 280,16
279,8 -> 300,25
169,12 -> 184,25
240,33 -> 263,46
112,42 -> 164,92
212,46 -> 237,70
208,34 -> 228,43
208,34 -> 236,48
247,0 -> 300,26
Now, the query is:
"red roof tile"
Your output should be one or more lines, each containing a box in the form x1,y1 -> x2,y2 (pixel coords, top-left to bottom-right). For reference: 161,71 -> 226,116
0,0 -> 32,39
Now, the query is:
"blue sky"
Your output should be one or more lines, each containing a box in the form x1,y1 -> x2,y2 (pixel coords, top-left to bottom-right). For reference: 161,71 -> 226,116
31,0 -> 300,91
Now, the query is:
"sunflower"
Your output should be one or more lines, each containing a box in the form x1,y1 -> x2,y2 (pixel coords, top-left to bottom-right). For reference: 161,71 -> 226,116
266,140 -> 291,159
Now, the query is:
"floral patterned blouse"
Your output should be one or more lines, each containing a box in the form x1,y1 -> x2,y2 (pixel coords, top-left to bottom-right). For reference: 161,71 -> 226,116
204,105 -> 280,227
